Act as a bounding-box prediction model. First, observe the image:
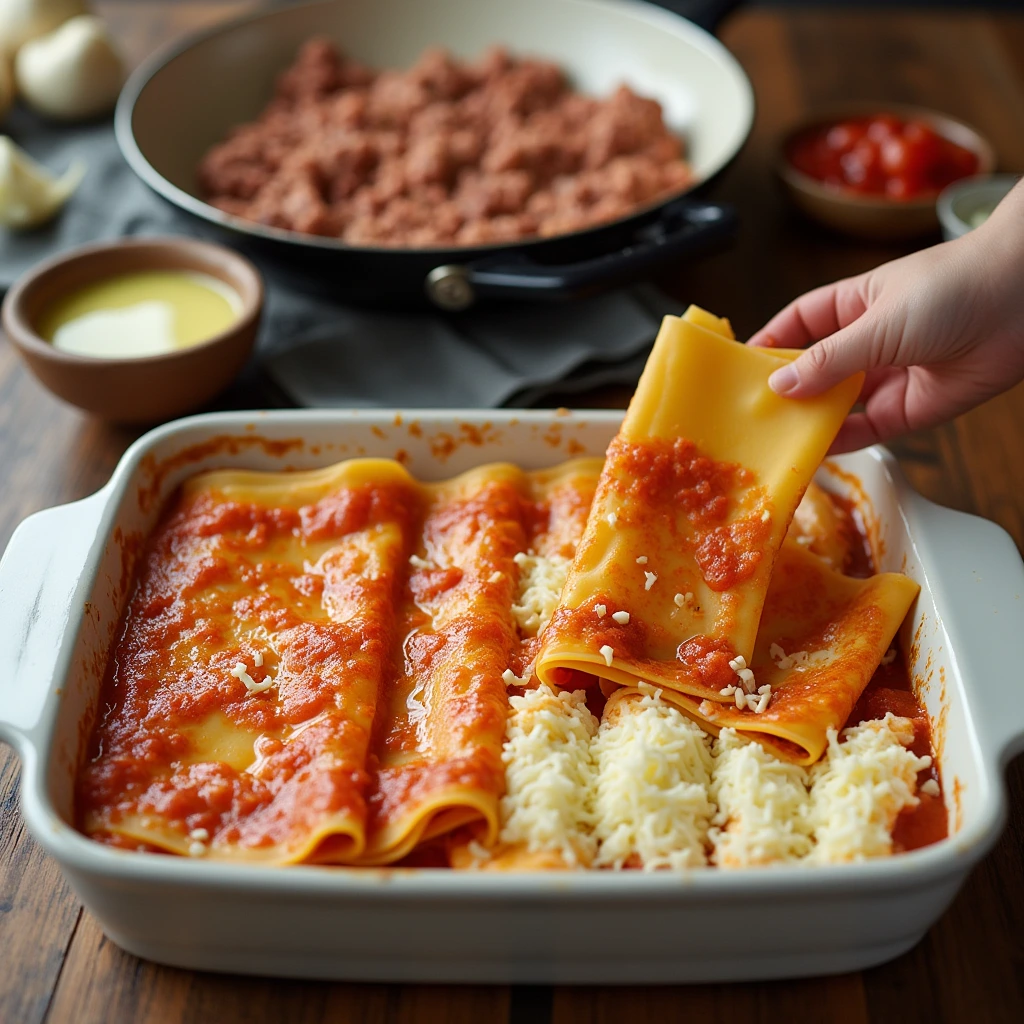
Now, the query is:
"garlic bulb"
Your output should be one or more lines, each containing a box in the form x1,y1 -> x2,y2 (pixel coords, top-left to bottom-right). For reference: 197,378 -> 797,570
0,0 -> 87,55
15,14 -> 122,120
0,135 -> 84,228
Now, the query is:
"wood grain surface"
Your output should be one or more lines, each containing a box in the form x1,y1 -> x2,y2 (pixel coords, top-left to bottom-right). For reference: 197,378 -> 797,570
1,4 -> 1022,1022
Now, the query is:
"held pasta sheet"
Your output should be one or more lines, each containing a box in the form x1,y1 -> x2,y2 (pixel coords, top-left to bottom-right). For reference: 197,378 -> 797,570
77,456 -> 602,865
535,306 -> 917,763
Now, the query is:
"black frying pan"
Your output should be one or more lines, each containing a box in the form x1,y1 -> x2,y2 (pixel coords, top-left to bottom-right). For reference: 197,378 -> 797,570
116,0 -> 752,308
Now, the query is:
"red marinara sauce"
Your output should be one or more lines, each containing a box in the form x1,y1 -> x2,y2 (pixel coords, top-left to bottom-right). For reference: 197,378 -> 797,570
835,486 -> 947,854
786,113 -> 979,199
608,435 -> 768,592
848,656 -> 948,853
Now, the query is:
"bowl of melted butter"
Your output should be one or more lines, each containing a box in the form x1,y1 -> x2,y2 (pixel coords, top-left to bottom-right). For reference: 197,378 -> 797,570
2,238 -> 263,423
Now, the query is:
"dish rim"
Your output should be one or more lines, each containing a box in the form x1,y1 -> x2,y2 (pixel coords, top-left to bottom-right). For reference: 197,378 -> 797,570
4,407 -> 1017,897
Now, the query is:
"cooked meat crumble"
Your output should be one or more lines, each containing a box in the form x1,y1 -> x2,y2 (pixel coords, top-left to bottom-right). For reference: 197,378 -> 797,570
198,40 -> 694,246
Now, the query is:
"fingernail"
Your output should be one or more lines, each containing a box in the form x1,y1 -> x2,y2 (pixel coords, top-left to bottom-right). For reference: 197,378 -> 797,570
768,364 -> 800,395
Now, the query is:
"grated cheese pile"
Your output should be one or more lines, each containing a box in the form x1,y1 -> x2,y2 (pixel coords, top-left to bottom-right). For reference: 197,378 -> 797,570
499,683 -> 598,867
511,551 -> 571,637
591,686 -> 715,871
498,693 -> 933,870
806,713 -> 931,863
709,728 -> 813,867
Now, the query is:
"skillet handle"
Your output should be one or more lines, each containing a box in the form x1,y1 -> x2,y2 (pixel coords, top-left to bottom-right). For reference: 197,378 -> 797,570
0,495 -> 105,755
650,0 -> 745,33
425,198 -> 737,310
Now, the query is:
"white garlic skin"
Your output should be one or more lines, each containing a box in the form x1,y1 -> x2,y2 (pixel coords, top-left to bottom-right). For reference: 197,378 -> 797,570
0,134 -> 84,227
15,14 -> 123,120
0,0 -> 87,55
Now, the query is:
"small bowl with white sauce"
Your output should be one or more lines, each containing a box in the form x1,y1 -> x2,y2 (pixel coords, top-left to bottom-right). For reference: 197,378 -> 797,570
1,237 -> 262,423
936,174 -> 1020,241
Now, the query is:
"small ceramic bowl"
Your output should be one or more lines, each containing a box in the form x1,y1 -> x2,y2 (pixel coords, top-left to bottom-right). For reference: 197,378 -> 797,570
2,237 -> 263,424
936,174 -> 1020,241
777,104 -> 996,241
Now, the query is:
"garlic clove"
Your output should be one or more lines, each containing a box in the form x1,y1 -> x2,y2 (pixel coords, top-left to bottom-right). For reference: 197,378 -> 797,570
0,0 -> 87,55
15,14 -> 123,120
0,135 -> 84,228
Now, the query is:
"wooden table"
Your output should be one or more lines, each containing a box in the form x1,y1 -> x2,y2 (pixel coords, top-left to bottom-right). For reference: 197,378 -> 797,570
2,3 -> 1023,1021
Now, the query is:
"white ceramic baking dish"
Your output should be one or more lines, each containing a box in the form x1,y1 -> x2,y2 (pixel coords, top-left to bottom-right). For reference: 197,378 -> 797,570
1,409 -> 1023,984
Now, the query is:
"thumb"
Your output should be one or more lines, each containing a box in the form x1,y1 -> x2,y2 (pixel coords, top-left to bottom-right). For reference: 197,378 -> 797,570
767,316 -> 882,398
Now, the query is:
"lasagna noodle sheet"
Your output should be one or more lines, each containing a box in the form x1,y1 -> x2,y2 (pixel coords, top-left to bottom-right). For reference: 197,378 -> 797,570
655,543 -> 920,764
536,306 -> 866,751
80,457 -> 605,865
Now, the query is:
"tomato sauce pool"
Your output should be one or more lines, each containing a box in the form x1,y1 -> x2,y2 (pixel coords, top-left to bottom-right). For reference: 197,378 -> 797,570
787,113 -> 979,199
837,493 -> 948,853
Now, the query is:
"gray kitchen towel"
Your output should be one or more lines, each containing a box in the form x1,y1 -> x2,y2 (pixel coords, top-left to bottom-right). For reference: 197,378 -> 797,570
1,108 -> 675,407
261,285 -> 673,408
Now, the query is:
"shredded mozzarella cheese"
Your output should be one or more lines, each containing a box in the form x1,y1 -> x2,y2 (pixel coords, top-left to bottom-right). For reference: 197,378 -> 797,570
230,662 -> 274,695
511,551 -> 571,637
499,684 -> 598,866
806,713 -> 931,863
709,729 -> 813,867
592,686 -> 715,871
770,643 -> 830,672
502,666 -> 534,687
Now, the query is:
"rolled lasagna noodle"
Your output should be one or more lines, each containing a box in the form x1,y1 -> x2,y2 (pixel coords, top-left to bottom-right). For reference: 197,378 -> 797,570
78,459 -> 418,863
353,463 -> 527,864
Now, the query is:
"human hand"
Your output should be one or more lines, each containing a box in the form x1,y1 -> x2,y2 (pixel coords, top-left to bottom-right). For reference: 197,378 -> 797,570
748,182 -> 1024,453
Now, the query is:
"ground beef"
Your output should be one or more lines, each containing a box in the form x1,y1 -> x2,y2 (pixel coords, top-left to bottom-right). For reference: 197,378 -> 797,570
198,40 -> 694,247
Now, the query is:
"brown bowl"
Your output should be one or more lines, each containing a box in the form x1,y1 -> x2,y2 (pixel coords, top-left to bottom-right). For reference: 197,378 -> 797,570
776,104 -> 996,241
1,237 -> 263,424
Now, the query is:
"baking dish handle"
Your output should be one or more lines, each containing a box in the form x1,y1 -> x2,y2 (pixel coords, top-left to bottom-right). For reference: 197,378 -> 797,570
0,494 -> 105,753
424,198 -> 737,310
918,503 -> 1024,768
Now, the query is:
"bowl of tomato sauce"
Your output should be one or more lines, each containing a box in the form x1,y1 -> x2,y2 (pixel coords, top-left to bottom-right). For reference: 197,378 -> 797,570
778,106 -> 995,240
